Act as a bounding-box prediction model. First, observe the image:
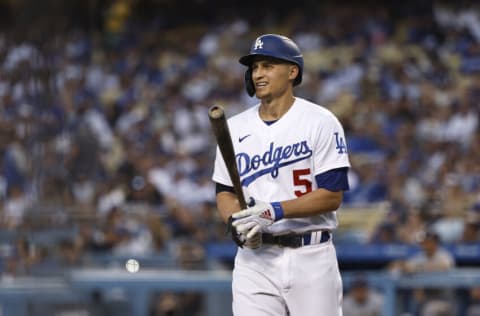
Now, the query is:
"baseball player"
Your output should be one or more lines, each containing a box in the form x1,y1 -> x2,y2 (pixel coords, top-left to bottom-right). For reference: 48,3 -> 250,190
212,34 -> 350,315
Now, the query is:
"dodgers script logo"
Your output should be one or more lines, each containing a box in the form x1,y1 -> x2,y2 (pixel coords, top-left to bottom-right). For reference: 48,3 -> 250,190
237,141 -> 312,186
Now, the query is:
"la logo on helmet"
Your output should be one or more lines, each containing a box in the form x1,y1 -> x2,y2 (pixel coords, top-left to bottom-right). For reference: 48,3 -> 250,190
254,38 -> 263,50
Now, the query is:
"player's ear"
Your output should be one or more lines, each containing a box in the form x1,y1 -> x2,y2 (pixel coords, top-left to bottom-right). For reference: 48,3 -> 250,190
288,65 -> 299,82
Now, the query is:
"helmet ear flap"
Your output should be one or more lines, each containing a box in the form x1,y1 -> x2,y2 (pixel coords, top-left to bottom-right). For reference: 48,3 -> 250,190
245,68 -> 255,97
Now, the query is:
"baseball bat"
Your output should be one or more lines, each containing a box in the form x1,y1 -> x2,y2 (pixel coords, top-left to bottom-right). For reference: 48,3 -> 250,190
208,105 -> 247,209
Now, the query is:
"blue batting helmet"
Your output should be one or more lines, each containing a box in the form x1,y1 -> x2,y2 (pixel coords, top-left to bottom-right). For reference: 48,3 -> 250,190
239,34 -> 304,96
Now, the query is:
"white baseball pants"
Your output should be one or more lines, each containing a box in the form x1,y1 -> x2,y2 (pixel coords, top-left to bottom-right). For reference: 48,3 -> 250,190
232,239 -> 343,316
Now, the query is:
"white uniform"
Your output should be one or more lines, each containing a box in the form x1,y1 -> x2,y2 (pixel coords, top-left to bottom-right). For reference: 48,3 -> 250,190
212,97 -> 350,316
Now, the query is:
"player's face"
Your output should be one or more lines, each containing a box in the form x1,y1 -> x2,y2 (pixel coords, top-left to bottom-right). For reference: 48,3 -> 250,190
251,57 -> 298,99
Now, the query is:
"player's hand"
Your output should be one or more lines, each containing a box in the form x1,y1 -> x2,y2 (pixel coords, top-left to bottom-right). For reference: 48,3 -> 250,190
227,215 -> 246,248
232,199 -> 284,238
243,230 -> 262,249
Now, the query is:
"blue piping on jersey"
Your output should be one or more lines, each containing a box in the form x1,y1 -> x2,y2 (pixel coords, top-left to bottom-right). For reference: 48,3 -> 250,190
240,154 -> 312,187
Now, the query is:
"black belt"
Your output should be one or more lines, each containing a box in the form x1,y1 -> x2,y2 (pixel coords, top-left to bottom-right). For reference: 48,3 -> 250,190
261,231 -> 331,248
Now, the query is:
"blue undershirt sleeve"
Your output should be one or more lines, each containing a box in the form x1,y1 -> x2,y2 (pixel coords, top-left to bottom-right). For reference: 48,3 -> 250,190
314,167 -> 350,192
215,182 -> 235,194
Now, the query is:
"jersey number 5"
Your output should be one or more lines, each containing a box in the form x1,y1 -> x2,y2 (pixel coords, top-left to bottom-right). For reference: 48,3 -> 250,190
293,168 -> 312,197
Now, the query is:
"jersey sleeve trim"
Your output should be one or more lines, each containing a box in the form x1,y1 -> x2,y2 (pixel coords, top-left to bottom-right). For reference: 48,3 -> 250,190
314,167 -> 350,192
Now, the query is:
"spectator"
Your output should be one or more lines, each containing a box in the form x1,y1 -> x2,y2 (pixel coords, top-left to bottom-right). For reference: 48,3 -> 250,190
396,208 -> 427,244
388,230 -> 456,316
3,237 -> 38,277
368,222 -> 399,244
343,276 -> 384,316
2,184 -> 31,229
459,205 -> 480,243
466,286 -> 480,316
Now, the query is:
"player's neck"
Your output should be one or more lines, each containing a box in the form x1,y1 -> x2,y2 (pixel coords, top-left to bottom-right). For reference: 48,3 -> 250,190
259,94 -> 295,121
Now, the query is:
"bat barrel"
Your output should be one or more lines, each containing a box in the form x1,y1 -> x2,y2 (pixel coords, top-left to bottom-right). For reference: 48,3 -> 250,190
208,104 -> 247,209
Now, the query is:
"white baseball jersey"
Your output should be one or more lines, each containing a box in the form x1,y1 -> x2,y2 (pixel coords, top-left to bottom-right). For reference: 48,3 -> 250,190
212,97 -> 350,234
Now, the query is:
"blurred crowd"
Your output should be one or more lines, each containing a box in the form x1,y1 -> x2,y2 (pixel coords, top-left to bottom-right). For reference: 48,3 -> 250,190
0,0 -> 479,282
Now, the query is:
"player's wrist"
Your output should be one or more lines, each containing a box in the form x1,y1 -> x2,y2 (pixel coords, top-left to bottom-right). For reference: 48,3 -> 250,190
270,202 -> 284,221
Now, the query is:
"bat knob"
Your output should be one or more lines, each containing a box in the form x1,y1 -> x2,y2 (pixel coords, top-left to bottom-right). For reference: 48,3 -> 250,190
208,105 -> 225,119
